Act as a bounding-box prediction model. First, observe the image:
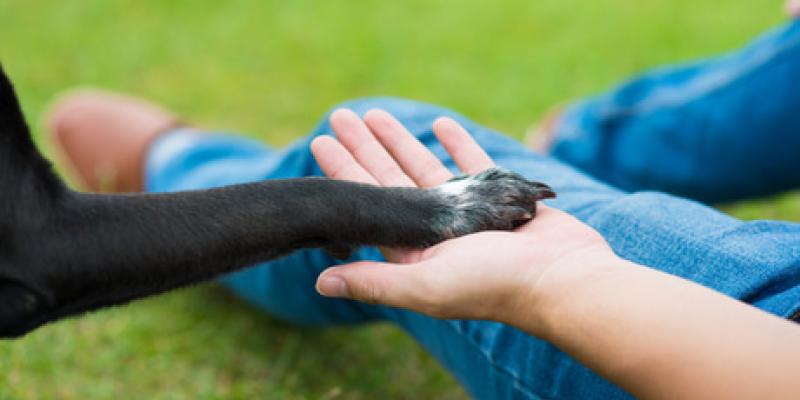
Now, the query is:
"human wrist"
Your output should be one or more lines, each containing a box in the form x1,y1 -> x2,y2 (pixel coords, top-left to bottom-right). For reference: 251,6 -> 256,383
506,251 -> 634,338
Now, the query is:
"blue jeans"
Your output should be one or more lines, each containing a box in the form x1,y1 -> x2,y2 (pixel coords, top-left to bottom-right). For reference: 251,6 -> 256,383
145,23 -> 800,400
551,20 -> 800,204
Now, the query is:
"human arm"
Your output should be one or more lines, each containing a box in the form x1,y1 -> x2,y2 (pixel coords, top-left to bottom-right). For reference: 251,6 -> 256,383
531,257 -> 800,400
310,108 -> 800,399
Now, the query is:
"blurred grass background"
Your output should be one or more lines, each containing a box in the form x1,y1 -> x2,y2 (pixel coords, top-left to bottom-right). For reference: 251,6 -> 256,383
0,0 -> 796,398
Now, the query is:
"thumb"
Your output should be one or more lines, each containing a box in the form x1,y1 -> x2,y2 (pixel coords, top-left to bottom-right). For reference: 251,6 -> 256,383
315,261 -> 427,309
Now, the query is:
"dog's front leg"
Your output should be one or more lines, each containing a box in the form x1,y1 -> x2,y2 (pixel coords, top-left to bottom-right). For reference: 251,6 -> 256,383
2,170 -> 552,337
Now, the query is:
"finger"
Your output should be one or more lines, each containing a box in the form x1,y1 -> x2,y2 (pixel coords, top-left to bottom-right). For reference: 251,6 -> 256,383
310,136 -> 378,184
316,261 -> 429,310
329,109 -> 416,187
432,117 -> 495,174
362,109 -> 454,187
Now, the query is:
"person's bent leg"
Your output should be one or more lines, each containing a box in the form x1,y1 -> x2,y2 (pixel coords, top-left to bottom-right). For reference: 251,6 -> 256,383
549,21 -> 800,203
141,100 -> 633,398
146,97 -> 800,399
360,99 -> 800,399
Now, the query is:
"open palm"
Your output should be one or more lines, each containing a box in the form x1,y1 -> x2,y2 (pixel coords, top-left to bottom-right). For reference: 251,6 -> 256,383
310,109 -> 616,321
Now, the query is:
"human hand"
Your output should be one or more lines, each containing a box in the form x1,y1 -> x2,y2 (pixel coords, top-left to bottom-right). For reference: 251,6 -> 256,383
310,109 -> 619,327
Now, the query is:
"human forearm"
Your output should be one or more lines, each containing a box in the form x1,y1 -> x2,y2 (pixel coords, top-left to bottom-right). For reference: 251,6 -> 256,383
520,259 -> 800,399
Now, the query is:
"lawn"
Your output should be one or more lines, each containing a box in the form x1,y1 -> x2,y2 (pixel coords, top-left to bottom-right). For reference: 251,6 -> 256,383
0,0 -> 795,398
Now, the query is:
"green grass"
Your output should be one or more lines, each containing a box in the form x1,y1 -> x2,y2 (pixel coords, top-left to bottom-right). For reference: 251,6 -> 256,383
0,0 -> 797,398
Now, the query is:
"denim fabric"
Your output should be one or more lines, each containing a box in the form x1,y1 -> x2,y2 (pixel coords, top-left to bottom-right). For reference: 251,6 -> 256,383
551,20 -> 800,204
146,96 -> 800,399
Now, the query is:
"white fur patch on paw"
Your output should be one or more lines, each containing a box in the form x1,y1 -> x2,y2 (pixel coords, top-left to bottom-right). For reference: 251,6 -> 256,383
427,167 -> 552,240
434,176 -> 478,208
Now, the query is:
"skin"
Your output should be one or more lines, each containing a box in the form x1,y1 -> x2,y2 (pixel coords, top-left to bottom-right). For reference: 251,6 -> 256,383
788,0 -> 800,18
311,109 -> 800,400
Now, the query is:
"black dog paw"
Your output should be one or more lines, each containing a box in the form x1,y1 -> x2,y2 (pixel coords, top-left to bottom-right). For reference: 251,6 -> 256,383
431,167 -> 555,238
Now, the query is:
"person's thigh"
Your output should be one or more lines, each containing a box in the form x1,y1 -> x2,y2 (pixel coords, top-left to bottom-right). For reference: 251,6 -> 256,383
424,100 -> 800,321
550,20 -> 800,203
356,99 -> 800,399
145,98 -> 800,400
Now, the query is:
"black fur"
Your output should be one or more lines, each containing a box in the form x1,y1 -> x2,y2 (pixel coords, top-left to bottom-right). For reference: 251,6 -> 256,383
0,65 -> 555,338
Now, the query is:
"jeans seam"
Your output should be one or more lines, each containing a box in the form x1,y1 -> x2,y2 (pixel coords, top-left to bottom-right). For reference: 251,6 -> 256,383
443,320 -> 554,400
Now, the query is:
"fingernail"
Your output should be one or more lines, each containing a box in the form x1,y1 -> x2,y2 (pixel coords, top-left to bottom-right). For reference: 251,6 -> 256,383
317,275 -> 349,298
